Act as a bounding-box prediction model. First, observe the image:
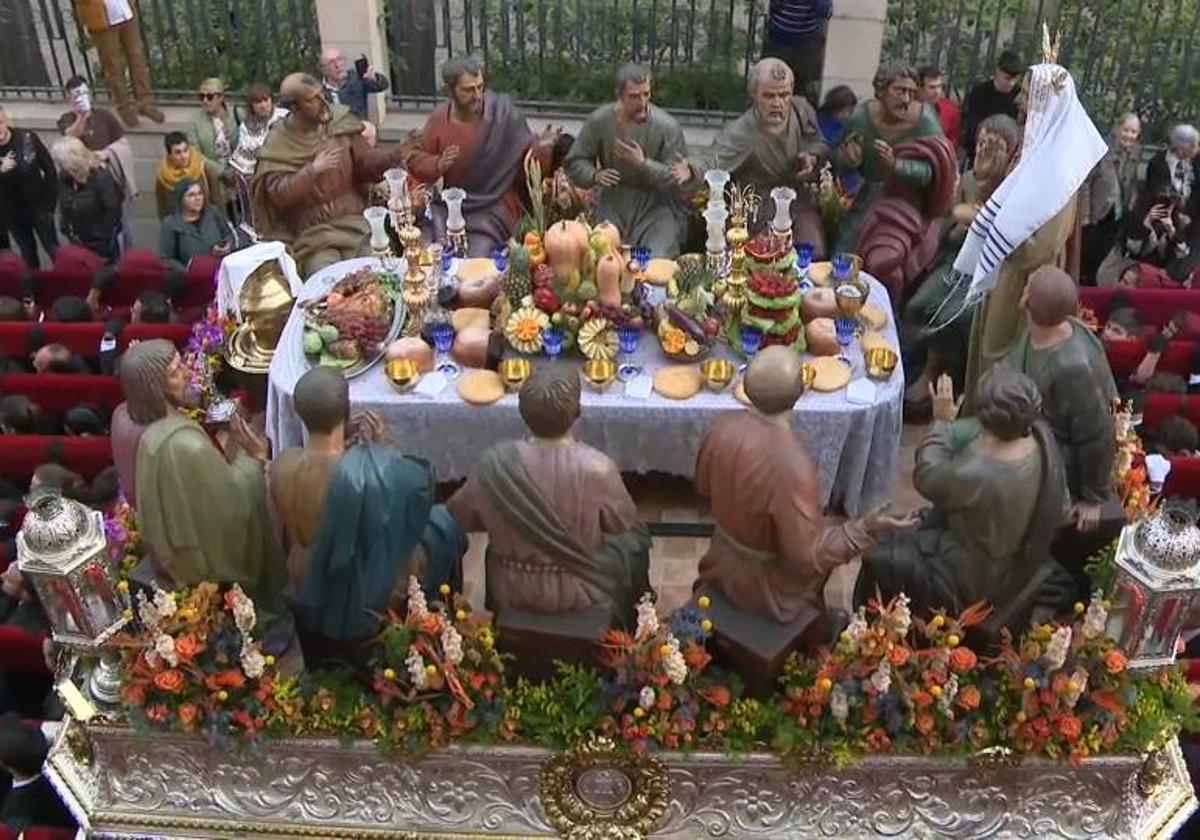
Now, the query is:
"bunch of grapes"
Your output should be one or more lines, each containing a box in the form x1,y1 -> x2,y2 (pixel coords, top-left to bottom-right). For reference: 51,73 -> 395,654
326,312 -> 390,352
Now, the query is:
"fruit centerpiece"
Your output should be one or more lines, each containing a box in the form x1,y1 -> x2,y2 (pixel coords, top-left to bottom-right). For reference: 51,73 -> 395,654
743,230 -> 796,275
728,232 -> 805,353
657,255 -> 721,361
301,266 -> 402,376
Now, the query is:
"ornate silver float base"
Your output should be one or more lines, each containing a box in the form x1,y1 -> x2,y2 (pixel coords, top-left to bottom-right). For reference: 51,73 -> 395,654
47,724 -> 1196,839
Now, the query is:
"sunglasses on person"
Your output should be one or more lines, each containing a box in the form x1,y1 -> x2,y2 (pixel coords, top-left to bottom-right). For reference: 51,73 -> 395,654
199,92 -> 223,101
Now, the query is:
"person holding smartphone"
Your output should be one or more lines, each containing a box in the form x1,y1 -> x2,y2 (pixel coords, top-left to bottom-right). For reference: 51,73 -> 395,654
317,47 -> 389,120
1096,188 -> 1193,287
157,178 -> 233,272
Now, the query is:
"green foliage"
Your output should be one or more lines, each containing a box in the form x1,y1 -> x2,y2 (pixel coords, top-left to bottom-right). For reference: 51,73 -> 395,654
1118,667 -> 1200,753
503,662 -> 604,750
1084,540 -> 1119,598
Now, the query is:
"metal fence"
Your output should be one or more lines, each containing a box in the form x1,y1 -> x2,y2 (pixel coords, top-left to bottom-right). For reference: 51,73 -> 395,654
0,0 -> 320,100
383,0 -> 765,119
884,0 -> 1200,141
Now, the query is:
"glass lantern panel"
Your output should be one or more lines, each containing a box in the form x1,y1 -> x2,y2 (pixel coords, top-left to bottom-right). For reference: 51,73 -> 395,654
1106,576 -> 1140,649
82,563 -> 121,634
39,578 -> 85,637
1141,595 -> 1185,661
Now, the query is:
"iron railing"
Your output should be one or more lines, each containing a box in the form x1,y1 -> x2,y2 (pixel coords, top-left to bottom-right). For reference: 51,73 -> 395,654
383,0 -> 765,120
884,0 -> 1200,141
0,0 -> 321,101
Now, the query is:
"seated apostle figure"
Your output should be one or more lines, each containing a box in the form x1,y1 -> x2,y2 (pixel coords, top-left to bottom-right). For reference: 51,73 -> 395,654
268,367 -> 465,660
447,364 -> 651,628
856,369 -> 1073,629
694,346 -> 917,627
120,339 -> 287,619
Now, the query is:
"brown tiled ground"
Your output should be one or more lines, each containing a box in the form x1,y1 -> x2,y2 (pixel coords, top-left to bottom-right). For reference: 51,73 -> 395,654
461,422 -> 931,614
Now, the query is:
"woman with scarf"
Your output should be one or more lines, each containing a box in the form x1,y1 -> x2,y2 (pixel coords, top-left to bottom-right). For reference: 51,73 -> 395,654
154,131 -> 212,219
158,179 -> 232,272
956,43 -> 1108,404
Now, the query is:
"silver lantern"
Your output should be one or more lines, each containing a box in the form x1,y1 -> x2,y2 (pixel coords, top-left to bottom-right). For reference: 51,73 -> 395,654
1105,499 -> 1200,670
17,489 -> 129,705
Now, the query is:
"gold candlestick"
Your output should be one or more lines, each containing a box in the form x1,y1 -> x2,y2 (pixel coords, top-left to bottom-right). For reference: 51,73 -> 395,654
400,224 -> 431,336
723,224 -> 750,316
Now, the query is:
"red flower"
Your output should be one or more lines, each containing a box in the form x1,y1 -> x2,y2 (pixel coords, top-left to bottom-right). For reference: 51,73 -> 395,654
177,703 -> 200,728
1058,715 -> 1083,740
204,669 -> 247,691
957,685 -> 981,710
1104,650 -> 1127,675
174,634 -> 202,663
912,690 -> 933,709
888,646 -> 911,667
916,713 -> 936,735
152,669 -> 185,694
949,647 -> 978,673
145,704 -> 170,724
121,682 -> 147,707
700,685 -> 732,708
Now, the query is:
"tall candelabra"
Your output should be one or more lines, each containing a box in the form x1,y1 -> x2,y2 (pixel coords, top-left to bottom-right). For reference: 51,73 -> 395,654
722,184 -> 759,316
399,225 -> 431,336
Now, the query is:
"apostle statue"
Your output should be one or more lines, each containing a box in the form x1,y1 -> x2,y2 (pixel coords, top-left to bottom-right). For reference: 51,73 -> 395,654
447,365 -> 651,627
857,369 -> 1073,629
694,57 -> 828,255
1005,266 -> 1118,532
269,367 -> 465,661
119,340 -> 287,615
694,346 -> 917,626
836,62 -> 958,305
564,63 -> 692,257
406,56 -> 557,257
957,59 -> 1107,397
252,73 -> 415,276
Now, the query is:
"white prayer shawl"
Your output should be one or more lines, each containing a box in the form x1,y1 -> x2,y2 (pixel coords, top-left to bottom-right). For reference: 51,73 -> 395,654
952,64 -> 1107,303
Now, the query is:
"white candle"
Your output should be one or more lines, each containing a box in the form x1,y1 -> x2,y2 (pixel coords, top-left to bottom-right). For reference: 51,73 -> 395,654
702,206 -> 728,254
363,207 -> 389,251
704,169 -> 730,209
769,186 -> 797,234
442,187 -> 467,231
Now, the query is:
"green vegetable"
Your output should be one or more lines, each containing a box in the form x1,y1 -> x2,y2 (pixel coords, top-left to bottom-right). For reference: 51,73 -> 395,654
302,330 -> 323,355
317,324 -> 339,344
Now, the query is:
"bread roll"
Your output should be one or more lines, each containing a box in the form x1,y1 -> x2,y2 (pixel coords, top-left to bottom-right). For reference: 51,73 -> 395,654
384,337 -> 434,373
805,317 -> 840,356
452,307 -> 491,332
801,287 -> 838,321
452,326 -> 491,368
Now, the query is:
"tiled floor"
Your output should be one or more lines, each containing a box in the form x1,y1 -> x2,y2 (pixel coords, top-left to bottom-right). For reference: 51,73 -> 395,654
460,420 -> 932,615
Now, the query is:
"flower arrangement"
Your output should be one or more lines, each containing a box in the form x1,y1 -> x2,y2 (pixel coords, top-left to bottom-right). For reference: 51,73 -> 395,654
119,583 -> 279,745
994,592 -> 1199,764
594,594 -> 749,752
180,303 -> 235,422
102,492 -> 142,577
1114,402 -> 1153,519
810,163 -> 854,247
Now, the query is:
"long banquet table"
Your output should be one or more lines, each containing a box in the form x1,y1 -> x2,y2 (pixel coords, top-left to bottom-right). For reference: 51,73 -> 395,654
266,258 -> 904,516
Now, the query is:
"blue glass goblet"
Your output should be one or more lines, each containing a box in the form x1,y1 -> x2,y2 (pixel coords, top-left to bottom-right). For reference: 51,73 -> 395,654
832,252 -> 852,283
739,325 -> 764,374
617,322 -> 643,382
543,327 -> 564,363
432,320 -> 460,380
492,245 -> 507,274
440,249 -> 454,276
834,315 -> 855,364
796,242 -> 814,275
634,247 -> 651,272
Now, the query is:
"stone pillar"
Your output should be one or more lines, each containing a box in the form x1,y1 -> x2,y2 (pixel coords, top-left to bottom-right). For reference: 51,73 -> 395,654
314,0 -> 390,122
821,0 -> 887,102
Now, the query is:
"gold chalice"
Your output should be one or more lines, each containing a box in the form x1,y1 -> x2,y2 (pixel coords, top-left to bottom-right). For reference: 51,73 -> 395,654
700,358 -> 736,392
385,358 -> 422,393
864,347 -> 899,381
581,359 -> 617,393
499,358 -> 532,392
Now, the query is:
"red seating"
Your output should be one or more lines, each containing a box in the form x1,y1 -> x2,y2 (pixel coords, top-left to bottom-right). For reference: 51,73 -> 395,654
0,374 -> 123,413
31,269 -> 95,309
1081,287 -> 1200,329
1103,339 -> 1196,378
0,436 -> 112,480
0,322 -> 191,362
1142,395 -> 1200,430
1163,456 -> 1200,499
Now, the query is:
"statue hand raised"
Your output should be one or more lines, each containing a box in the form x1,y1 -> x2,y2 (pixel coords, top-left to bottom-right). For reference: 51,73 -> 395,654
861,503 -> 921,536
930,374 -> 963,423
230,414 -> 270,464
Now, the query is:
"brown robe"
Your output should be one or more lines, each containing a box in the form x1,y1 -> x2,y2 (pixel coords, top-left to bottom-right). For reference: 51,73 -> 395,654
447,438 -> 638,614
109,403 -> 145,506
695,412 -> 874,623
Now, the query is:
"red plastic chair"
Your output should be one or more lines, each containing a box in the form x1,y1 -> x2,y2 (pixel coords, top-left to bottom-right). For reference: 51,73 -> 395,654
0,374 -> 123,413
1163,456 -> 1200,499
119,322 -> 192,351
1142,394 -> 1200,430
0,436 -> 113,481
1081,287 -> 1200,329
1103,339 -> 1196,377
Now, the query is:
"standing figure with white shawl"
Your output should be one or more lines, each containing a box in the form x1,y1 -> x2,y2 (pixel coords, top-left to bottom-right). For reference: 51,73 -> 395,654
958,31 -> 1108,404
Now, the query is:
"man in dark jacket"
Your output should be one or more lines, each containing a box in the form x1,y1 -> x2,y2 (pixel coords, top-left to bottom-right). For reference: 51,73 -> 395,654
0,108 -> 58,269
318,47 -> 389,120
961,50 -> 1024,166
0,715 -> 76,833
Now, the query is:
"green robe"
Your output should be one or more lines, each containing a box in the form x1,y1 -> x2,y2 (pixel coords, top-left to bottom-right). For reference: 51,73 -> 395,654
836,102 -> 945,251
564,103 -> 688,257
1005,319 -> 1119,504
135,414 -> 286,616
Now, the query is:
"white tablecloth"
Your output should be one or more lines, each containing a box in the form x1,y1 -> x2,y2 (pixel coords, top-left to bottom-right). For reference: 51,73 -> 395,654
266,259 -> 904,515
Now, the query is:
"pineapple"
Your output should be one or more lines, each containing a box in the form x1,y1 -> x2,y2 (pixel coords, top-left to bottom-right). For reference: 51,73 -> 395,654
672,257 -> 715,317
504,244 -> 533,302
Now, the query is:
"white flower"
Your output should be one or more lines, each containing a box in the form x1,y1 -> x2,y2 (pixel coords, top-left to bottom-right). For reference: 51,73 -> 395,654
639,686 -> 656,710
938,675 -> 959,717
1081,592 -> 1109,640
240,644 -> 265,679
441,623 -> 464,666
152,588 -> 177,619
870,661 -> 892,694
634,593 -> 659,641
154,633 -> 178,667
406,647 -> 428,690
227,584 -> 256,634
887,593 -> 912,637
1064,667 -> 1089,709
830,686 -> 849,722
661,635 -> 688,685
407,576 -> 428,619
1042,626 -> 1073,671
843,608 -> 869,647
136,591 -> 159,630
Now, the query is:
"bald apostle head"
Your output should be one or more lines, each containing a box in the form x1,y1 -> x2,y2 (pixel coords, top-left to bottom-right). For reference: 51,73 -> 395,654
1020,265 -> 1078,328
279,72 -> 329,126
744,346 -> 805,416
519,364 -> 582,439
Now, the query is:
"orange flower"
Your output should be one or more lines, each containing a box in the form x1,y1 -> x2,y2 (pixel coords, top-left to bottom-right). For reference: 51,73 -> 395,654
956,685 -> 981,710
1058,714 -> 1083,740
152,669 -> 185,694
916,713 -> 935,735
204,669 -> 247,692
888,646 -> 911,667
120,682 -> 147,707
700,685 -> 732,708
1104,649 -> 1127,674
174,634 -> 202,663
177,703 -> 200,727
656,691 -> 674,711
949,647 -> 978,673
912,690 -> 933,709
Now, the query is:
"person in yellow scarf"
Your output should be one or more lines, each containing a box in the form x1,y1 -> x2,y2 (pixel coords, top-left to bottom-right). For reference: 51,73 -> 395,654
154,130 -> 211,218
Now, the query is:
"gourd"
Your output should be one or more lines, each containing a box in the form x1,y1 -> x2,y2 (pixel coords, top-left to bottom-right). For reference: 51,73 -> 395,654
590,221 -> 621,254
596,252 -> 624,307
543,219 -> 590,282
